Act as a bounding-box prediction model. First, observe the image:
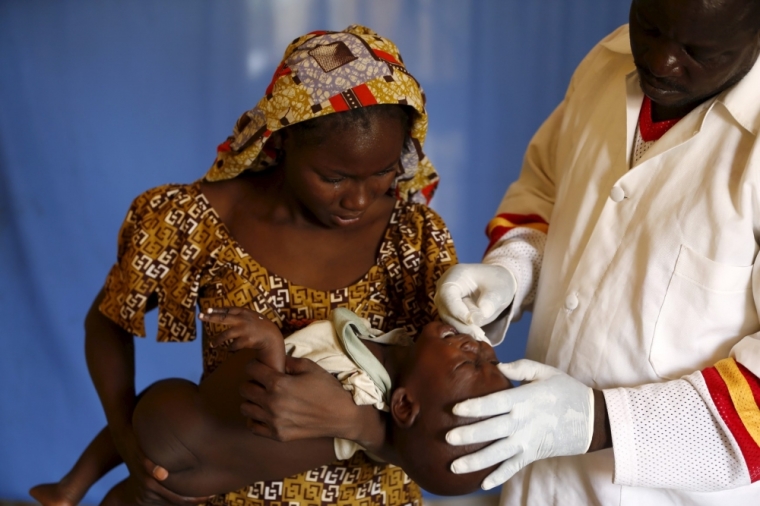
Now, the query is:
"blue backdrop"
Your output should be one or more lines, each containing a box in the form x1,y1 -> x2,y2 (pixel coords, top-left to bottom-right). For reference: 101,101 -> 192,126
0,1 -> 630,502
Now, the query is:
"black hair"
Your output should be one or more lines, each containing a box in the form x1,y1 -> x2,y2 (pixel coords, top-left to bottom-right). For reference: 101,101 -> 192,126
287,104 -> 414,148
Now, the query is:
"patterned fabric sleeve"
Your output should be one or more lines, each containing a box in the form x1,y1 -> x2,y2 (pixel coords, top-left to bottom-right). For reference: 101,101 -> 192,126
604,354 -> 760,490
389,203 -> 457,335
99,184 -> 220,342
419,205 -> 458,322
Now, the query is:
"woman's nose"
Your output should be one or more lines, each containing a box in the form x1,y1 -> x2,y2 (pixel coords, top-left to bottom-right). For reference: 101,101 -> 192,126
341,181 -> 371,211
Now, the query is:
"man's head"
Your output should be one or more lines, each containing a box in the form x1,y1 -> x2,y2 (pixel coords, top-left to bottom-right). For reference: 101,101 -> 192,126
388,321 -> 512,496
629,0 -> 760,114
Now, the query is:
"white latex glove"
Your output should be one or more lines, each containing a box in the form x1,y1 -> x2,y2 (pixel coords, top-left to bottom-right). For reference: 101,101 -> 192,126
446,359 -> 594,490
435,263 -> 517,342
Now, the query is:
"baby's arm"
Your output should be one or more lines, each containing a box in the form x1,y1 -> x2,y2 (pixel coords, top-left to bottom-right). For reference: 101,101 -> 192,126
199,307 -> 286,373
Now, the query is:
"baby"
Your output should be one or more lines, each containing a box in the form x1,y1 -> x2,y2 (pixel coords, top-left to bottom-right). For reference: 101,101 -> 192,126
31,308 -> 511,503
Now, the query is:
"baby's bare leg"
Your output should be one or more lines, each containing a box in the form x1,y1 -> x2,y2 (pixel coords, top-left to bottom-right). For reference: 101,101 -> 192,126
30,428 -> 122,506
132,349 -> 336,498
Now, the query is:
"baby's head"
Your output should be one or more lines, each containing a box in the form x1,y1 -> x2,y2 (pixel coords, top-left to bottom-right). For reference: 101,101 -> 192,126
388,321 -> 512,495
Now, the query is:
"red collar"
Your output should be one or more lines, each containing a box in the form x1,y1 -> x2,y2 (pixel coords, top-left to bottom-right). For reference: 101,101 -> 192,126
639,96 -> 682,142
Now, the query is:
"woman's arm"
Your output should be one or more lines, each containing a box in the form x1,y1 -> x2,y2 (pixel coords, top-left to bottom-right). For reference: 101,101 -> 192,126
239,358 -> 388,452
85,289 -> 139,456
85,289 -> 208,505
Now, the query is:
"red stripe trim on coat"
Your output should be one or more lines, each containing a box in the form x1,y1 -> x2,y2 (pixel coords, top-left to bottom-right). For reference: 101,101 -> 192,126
702,365 -> 760,481
484,213 -> 548,254
737,362 -> 760,422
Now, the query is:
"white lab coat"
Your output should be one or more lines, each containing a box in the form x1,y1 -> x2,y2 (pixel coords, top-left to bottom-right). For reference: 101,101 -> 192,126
492,25 -> 760,505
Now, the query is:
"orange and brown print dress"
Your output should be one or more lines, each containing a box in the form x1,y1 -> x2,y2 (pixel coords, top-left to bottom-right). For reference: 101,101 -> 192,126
99,182 -> 458,506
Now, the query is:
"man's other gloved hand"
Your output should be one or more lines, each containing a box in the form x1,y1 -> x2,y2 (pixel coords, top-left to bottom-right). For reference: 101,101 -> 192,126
435,263 -> 517,342
446,360 -> 594,490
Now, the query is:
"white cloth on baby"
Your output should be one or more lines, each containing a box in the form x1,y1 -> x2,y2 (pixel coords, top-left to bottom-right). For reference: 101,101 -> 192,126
283,308 -> 411,460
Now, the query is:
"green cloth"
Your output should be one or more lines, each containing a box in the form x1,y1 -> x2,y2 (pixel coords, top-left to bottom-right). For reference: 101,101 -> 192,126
330,308 -> 408,402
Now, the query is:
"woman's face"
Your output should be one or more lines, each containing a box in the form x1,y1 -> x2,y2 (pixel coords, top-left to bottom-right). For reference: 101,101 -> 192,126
279,113 -> 406,228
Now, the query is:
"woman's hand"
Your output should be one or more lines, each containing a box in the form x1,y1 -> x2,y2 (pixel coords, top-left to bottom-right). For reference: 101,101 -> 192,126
202,307 -> 282,351
201,307 -> 285,372
239,356 -> 385,450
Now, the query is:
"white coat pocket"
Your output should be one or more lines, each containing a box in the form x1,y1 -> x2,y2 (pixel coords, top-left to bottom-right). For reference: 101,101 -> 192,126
650,245 -> 756,380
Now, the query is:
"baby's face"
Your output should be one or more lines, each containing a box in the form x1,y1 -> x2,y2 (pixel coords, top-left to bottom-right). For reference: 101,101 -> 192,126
411,321 -> 510,400
393,321 -> 512,495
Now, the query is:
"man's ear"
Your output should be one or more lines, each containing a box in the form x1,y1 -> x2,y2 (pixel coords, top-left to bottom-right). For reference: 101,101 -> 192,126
391,387 -> 420,429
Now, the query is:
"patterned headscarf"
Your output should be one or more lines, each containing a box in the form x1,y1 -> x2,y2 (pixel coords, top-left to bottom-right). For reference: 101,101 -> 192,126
205,25 -> 438,204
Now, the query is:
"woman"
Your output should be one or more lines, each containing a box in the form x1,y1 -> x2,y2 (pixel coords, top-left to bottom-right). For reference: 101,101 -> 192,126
32,26 -> 456,506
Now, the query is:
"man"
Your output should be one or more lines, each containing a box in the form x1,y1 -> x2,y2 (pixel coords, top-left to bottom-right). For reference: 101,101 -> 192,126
436,0 -> 760,504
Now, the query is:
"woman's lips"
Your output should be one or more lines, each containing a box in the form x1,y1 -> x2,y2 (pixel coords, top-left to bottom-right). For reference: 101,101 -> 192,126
331,214 -> 362,226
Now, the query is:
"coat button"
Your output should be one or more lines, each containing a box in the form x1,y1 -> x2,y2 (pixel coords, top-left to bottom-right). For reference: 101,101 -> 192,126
610,186 -> 625,202
565,293 -> 579,310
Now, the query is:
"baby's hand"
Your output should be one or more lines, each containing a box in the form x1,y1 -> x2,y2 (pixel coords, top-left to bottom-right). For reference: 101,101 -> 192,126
200,307 -> 282,351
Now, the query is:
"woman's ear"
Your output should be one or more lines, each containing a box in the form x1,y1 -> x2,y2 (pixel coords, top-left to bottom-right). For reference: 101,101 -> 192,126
266,130 -> 285,151
262,130 -> 287,164
390,387 -> 420,429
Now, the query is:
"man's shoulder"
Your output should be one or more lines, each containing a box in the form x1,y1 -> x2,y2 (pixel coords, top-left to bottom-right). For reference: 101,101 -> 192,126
565,24 -> 633,97
598,24 -> 631,55
576,24 -> 632,76
719,55 -> 760,136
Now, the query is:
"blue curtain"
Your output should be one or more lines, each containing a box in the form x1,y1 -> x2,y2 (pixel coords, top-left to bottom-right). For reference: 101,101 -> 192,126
0,0 -> 630,501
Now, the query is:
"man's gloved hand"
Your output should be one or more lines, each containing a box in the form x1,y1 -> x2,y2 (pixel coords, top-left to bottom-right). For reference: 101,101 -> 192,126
446,360 -> 594,490
435,263 -> 517,342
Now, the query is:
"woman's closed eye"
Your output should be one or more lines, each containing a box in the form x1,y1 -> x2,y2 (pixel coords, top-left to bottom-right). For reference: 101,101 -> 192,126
374,165 -> 396,177
320,175 -> 345,184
